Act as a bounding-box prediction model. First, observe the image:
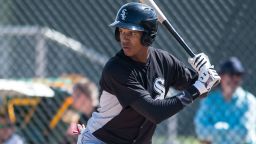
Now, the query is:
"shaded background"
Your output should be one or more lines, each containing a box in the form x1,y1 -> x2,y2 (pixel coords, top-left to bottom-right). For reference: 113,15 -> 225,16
0,0 -> 255,143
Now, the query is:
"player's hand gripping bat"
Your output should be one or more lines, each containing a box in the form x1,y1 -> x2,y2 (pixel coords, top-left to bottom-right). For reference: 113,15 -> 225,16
140,0 -> 221,87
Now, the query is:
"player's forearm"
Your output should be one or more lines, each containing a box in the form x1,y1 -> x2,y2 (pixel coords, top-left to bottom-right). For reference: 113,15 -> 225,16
131,96 -> 183,124
131,86 -> 199,124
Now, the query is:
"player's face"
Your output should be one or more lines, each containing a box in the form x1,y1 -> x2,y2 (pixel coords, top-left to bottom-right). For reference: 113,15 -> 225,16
119,28 -> 145,58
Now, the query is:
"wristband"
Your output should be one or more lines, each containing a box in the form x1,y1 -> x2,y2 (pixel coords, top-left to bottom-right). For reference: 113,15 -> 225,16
177,86 -> 200,106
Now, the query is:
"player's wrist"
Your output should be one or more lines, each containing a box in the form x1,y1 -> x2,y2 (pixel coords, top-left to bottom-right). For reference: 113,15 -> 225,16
186,85 -> 200,100
176,85 -> 200,106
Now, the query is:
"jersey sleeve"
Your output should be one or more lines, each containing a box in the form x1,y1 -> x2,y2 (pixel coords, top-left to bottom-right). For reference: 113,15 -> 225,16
166,53 -> 198,90
131,94 -> 184,124
100,61 -> 149,107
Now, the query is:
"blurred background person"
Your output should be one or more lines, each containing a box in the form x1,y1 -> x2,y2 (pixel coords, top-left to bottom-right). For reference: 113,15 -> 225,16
71,78 -> 99,121
23,75 -> 99,144
65,78 -> 99,143
194,57 -> 256,144
0,113 -> 24,144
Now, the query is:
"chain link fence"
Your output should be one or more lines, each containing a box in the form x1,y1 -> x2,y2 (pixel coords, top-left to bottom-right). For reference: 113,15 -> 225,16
0,0 -> 256,144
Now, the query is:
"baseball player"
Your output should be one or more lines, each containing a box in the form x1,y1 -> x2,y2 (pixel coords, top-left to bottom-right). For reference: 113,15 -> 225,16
76,2 -> 220,144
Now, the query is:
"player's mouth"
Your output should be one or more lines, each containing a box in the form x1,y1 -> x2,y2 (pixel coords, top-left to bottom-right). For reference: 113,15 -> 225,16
121,44 -> 132,51
122,46 -> 131,50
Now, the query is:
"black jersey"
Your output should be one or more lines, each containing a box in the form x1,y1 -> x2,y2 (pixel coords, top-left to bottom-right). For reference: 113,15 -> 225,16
86,47 -> 197,144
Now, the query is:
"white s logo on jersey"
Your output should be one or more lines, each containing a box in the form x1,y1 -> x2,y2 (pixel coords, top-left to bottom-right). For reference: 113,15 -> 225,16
153,78 -> 165,100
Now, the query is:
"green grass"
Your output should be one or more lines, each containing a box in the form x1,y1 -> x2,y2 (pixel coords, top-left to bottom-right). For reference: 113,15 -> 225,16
153,136 -> 200,144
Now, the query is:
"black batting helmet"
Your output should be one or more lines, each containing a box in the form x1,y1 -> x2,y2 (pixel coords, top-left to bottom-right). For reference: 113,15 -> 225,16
110,2 -> 158,46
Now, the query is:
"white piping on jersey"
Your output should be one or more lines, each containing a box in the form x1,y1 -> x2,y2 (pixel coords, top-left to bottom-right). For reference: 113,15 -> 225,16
86,90 -> 123,133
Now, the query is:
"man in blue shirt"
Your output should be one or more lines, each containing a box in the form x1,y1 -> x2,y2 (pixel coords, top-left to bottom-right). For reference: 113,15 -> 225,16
195,57 -> 256,144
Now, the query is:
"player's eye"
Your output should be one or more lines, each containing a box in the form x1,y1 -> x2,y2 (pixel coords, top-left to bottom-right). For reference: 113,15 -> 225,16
131,32 -> 138,36
119,30 -> 140,38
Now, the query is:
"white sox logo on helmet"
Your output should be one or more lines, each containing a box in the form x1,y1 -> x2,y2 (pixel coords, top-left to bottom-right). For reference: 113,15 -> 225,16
120,9 -> 127,20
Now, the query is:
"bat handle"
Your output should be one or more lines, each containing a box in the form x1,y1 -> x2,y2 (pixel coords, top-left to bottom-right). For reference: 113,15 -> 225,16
162,20 -> 196,57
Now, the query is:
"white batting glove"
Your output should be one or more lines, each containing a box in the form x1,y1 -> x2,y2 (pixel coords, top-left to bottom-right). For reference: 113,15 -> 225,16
193,66 -> 221,95
188,53 -> 211,74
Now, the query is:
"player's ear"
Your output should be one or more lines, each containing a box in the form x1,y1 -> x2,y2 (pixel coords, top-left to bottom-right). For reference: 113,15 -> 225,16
115,28 -> 120,41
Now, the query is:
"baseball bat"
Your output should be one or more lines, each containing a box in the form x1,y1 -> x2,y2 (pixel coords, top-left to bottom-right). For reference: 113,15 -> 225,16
140,0 -> 195,57
140,0 -> 221,87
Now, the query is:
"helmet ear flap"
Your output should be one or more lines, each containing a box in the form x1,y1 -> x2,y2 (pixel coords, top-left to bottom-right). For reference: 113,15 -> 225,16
140,20 -> 158,47
141,31 -> 156,47
115,28 -> 120,41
